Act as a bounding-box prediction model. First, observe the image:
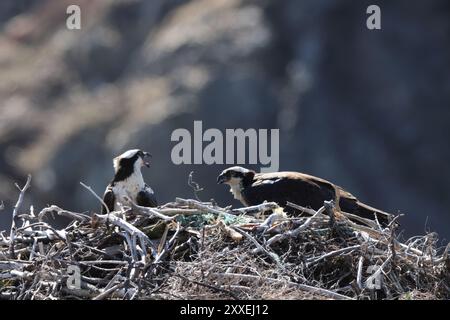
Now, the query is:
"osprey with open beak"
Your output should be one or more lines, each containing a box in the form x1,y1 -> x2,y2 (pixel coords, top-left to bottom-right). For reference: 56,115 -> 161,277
101,149 -> 157,214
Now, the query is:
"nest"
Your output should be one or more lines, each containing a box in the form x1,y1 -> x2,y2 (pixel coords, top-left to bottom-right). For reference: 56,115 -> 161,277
0,176 -> 449,300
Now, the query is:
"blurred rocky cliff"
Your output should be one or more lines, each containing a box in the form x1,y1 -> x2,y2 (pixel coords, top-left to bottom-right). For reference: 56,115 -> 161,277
0,0 -> 449,240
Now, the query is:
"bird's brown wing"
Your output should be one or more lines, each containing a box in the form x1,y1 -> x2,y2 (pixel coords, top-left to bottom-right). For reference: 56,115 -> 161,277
101,187 -> 115,214
245,171 -> 393,226
242,172 -> 336,213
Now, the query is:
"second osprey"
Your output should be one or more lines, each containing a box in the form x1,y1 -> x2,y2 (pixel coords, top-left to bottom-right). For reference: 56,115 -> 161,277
217,166 -> 393,226
101,149 -> 157,214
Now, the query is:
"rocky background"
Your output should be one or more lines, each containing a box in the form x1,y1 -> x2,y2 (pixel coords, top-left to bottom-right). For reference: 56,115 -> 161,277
0,0 -> 449,241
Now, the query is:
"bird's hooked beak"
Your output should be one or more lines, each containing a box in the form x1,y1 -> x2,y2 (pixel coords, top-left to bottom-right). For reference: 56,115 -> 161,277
217,173 -> 227,184
142,151 -> 152,168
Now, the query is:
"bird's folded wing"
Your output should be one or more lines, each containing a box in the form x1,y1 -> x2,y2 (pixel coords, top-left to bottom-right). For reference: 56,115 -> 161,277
137,188 -> 158,207
101,187 -> 115,214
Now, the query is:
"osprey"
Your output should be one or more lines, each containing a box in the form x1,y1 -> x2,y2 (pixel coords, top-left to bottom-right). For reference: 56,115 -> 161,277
217,166 -> 392,226
101,149 -> 157,214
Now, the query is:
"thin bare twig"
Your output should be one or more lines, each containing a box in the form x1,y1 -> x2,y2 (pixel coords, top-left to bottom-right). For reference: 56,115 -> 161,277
80,181 -> 109,215
188,171 -> 204,201
9,175 -> 32,259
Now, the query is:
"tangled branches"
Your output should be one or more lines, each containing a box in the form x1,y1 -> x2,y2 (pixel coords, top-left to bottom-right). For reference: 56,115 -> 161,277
0,177 -> 448,300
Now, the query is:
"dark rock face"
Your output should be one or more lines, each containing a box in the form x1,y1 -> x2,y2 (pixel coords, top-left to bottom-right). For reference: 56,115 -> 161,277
0,0 -> 449,240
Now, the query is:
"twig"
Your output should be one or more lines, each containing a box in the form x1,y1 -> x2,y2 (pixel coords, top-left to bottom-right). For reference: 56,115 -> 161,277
38,205 -> 90,222
307,244 -> 362,267
188,171 -> 204,201
176,198 -> 235,219
157,208 -> 203,216
93,283 -> 125,300
286,202 -> 319,216
231,202 -> 280,216
128,200 -> 175,221
356,256 -> 364,290
80,182 -> 109,215
266,206 -> 326,247
9,175 -> 32,259
230,226 -> 285,271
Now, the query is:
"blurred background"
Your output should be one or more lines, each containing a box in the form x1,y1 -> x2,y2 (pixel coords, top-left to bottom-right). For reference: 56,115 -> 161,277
0,0 -> 449,242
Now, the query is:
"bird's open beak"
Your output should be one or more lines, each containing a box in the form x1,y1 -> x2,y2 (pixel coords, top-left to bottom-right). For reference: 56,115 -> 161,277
217,174 -> 227,184
143,152 -> 152,168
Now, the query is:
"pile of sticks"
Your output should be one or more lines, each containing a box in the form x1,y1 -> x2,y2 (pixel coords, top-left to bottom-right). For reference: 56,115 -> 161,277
0,176 -> 448,300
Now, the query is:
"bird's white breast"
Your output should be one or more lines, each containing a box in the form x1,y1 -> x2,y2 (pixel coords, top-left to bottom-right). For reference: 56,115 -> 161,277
229,184 -> 244,203
112,173 -> 145,210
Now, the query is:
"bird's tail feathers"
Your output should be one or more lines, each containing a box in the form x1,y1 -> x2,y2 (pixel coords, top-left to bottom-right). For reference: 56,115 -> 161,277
354,201 -> 394,227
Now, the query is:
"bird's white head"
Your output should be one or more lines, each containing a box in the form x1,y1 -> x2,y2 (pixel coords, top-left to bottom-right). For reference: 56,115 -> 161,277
112,149 -> 152,176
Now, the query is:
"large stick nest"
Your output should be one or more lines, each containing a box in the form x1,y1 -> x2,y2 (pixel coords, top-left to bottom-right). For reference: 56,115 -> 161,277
0,177 -> 449,300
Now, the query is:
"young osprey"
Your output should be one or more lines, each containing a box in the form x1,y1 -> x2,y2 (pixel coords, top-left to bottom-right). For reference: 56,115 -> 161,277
217,166 -> 392,226
101,149 -> 157,214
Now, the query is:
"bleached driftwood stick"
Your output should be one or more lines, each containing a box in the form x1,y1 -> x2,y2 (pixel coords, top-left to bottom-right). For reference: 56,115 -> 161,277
0,269 -> 33,280
176,198 -> 230,216
176,198 -> 274,221
21,225 -> 67,241
157,208 -> 203,216
231,202 -> 280,216
38,205 -> 90,222
357,256 -> 364,290
128,200 -> 175,221
286,202 -> 322,216
9,175 -> 32,259
307,244 -> 362,267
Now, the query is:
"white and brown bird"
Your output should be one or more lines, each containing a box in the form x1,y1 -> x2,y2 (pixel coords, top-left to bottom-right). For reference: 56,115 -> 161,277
217,166 -> 393,226
101,149 -> 157,214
